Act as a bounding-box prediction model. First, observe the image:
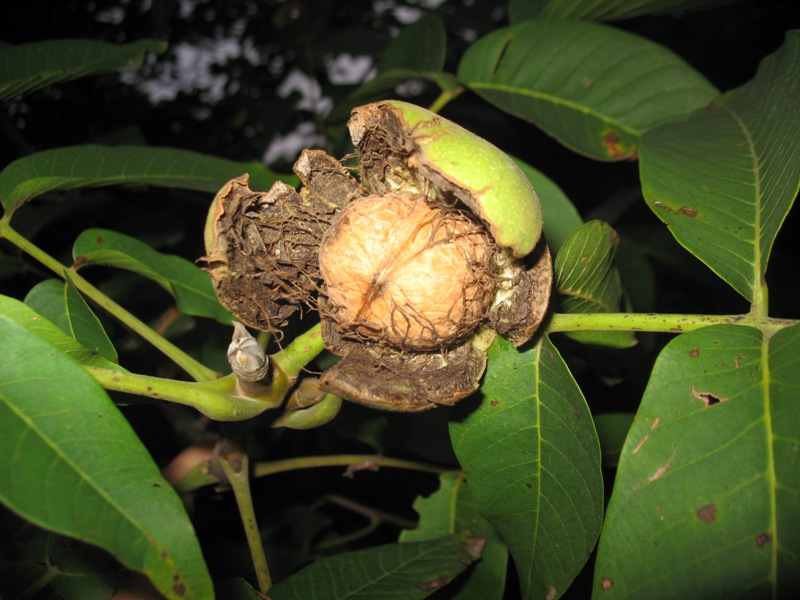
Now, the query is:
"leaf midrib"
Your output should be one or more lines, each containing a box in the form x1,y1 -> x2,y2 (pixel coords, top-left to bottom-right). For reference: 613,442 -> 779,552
0,371 -> 181,588
721,103 -> 763,308
466,82 -> 640,137
761,331 -> 778,599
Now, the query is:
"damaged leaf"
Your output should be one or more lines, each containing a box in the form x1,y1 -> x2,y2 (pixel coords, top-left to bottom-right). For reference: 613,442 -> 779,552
267,532 -> 484,600
594,324 -> 800,598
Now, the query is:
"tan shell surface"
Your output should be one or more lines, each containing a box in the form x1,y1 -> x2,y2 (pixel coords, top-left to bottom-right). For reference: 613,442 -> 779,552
319,193 -> 494,350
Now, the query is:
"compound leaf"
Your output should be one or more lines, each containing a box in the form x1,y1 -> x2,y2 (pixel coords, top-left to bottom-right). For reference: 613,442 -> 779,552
640,31 -> 800,304
449,335 -> 603,600
72,228 -> 232,324
24,278 -> 117,362
0,315 -> 214,600
0,145 -> 292,219
458,20 -> 717,160
555,220 -> 635,348
593,324 -> 800,598
0,39 -> 166,101
268,533 -> 482,600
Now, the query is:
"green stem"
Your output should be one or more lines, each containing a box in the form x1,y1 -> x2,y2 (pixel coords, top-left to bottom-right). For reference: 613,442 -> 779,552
174,454 -> 452,493
751,280 -> 770,319
271,322 -> 325,380
254,454 -> 453,478
547,312 -> 797,337
427,86 -> 465,115
84,367 -> 272,421
0,222 -> 217,381
217,447 -> 272,594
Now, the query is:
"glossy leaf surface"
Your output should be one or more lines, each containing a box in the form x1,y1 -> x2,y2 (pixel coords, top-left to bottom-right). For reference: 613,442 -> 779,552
1,294 -> 120,370
458,20 -> 717,160
267,533 -> 482,599
593,325 -> 800,598
0,316 -> 214,600
450,335 -> 603,600
72,228 -> 232,324
24,278 -> 117,362
400,472 -> 508,599
555,220 -> 635,348
0,145 -> 292,218
513,158 -> 582,255
0,39 -> 166,101
640,31 -> 800,304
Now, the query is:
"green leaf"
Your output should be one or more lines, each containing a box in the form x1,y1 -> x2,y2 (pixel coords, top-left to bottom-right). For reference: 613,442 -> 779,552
449,335 -> 603,600
400,472 -> 509,599
639,31 -> 800,305
24,278 -> 117,362
0,315 -> 214,600
450,485 -> 509,600
1,293 -> 120,370
72,228 -> 232,324
0,144 -> 294,218
533,0 -> 746,22
268,533 -> 483,599
215,578 -> 264,600
555,220 -> 636,348
594,324 -> 800,598
512,158 -> 582,255
49,543 -> 118,600
0,39 -> 167,101
457,20 -> 718,160
401,471 -> 462,543
378,16 -> 446,73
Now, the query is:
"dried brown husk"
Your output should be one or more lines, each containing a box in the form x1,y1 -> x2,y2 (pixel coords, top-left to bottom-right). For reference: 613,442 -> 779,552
204,150 -> 360,332
488,237 -> 553,346
319,339 -> 487,411
206,103 -> 552,412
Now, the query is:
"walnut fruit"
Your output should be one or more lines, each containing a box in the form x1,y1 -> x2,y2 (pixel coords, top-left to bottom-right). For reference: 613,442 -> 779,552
205,100 -> 552,412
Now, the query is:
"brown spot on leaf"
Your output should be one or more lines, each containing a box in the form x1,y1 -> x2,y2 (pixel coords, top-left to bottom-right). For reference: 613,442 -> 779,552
631,433 -> 649,455
689,348 -> 699,358
691,383 -> 727,407
678,206 -> 697,217
697,503 -> 717,523
546,586 -> 557,600
96,235 -> 105,244
525,482 -> 533,489
173,581 -> 186,596
601,577 -> 614,590
582,77 -> 592,88
601,131 -> 636,160
756,533 -> 772,548
490,399 -> 499,407
648,457 -> 672,482
418,575 -> 449,591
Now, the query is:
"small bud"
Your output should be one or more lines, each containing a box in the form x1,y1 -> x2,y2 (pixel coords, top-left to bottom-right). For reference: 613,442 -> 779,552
272,378 -> 342,429
227,321 -> 269,382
